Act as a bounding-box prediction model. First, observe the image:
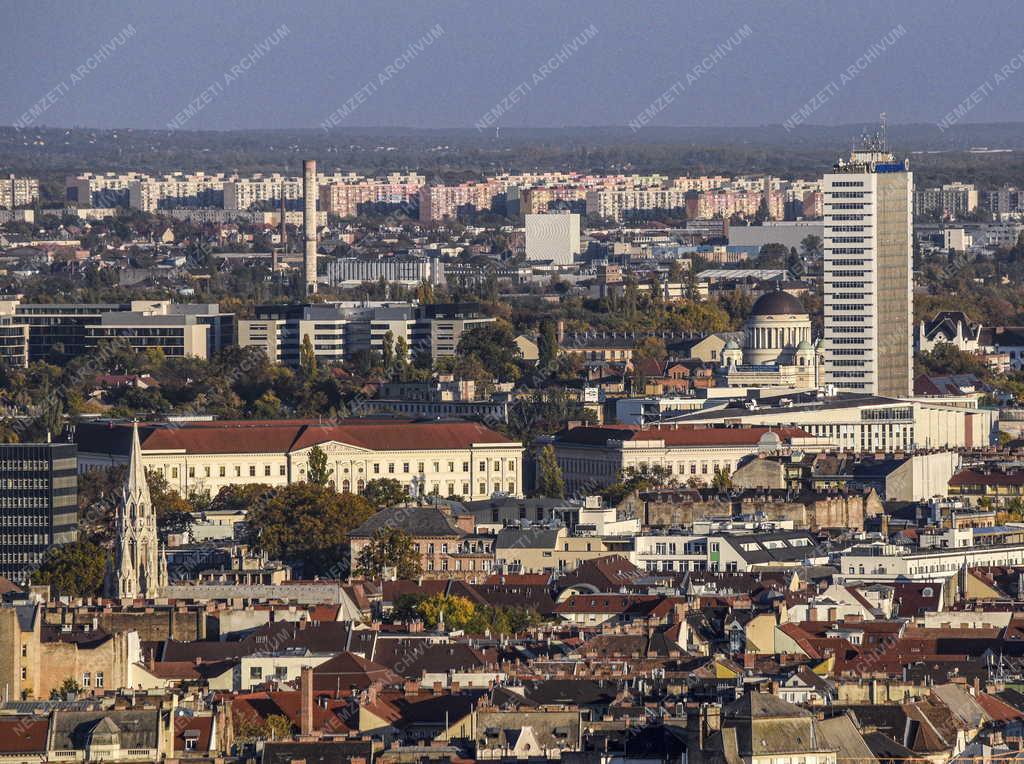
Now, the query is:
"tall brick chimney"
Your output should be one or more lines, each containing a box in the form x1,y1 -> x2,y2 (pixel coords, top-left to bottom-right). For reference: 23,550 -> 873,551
300,666 -> 314,737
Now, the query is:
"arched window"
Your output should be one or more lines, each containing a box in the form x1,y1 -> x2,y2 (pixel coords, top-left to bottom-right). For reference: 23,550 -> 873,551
341,479 -> 350,493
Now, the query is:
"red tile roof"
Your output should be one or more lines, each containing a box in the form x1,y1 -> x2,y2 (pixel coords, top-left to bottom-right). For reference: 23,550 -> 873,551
949,469 -> 1024,487
123,419 -> 515,455
0,717 -> 47,753
557,424 -> 811,448
173,715 -> 213,753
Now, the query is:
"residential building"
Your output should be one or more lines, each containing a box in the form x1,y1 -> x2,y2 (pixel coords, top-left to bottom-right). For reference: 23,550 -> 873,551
0,175 -> 39,208
823,147 -> 913,396
913,182 -> 978,218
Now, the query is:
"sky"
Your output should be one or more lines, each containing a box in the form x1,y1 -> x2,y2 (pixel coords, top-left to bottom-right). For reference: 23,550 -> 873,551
4,0 -> 1024,131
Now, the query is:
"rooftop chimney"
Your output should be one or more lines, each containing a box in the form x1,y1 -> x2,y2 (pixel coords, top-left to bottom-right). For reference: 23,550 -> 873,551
300,665 -> 314,737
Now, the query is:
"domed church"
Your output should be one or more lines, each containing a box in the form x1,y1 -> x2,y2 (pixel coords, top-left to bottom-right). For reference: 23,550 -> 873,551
719,288 -> 823,389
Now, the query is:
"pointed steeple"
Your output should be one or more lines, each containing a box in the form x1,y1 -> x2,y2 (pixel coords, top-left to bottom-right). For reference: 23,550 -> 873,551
109,421 -> 161,600
125,421 -> 151,508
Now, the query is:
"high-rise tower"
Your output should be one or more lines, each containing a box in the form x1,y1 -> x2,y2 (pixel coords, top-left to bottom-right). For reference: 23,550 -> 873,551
303,159 -> 318,294
106,423 -> 166,600
823,134 -> 913,398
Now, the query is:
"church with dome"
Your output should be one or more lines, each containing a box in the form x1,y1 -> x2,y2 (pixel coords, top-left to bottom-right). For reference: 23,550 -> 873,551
718,288 -> 824,389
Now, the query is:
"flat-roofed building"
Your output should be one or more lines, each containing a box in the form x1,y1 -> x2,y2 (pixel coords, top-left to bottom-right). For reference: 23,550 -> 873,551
547,424 -> 826,493
0,442 -> 78,584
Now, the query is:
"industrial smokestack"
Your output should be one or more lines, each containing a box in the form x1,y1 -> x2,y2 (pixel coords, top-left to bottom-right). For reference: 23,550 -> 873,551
303,159 -> 318,294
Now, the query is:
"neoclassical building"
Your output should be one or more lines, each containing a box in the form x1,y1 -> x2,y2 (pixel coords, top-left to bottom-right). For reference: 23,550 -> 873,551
719,289 -> 823,389
77,419 -> 523,501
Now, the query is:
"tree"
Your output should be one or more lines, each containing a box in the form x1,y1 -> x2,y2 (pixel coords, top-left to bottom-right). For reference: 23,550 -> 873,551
537,319 -> 559,370
265,714 -> 294,740
31,540 -> 108,597
711,467 -> 733,493
306,444 -> 333,487
535,445 -> 565,498
800,234 -> 823,257
299,334 -> 317,377
50,677 -> 83,700
355,527 -> 422,580
417,594 -> 477,630
394,335 -> 410,375
361,477 -> 411,509
456,320 -> 522,383
391,592 -> 427,623
243,482 -> 374,576
382,330 -> 395,370
146,469 -> 194,543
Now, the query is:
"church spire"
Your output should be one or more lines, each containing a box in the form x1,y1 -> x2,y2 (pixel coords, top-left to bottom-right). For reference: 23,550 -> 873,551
125,421 -> 151,508
106,421 -> 162,601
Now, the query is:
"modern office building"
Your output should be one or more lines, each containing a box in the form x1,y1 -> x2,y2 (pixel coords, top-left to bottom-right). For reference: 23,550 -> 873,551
240,304 -> 348,366
0,300 -> 233,361
0,442 -> 78,585
0,315 -> 28,368
525,212 -> 581,265
823,146 -> 913,397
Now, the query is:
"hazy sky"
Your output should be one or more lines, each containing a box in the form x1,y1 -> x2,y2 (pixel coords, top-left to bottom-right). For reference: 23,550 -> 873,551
5,0 -> 1024,131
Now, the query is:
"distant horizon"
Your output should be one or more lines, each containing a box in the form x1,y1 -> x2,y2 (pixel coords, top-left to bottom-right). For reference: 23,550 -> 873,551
6,1 -> 1024,132
9,119 -> 1024,133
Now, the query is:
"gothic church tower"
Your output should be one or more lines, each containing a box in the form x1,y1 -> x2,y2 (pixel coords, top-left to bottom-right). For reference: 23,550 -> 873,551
106,423 -> 167,599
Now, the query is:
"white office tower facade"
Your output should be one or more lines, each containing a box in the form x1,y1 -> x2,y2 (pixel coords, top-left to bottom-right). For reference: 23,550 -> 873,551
525,212 -> 581,265
303,159 -> 318,294
823,149 -> 913,397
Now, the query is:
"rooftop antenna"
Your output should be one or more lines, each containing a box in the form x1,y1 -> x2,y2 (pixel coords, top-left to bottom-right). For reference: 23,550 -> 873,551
879,112 -> 887,151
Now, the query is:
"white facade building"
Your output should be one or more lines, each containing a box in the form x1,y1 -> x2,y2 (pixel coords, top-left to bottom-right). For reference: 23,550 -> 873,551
823,149 -> 913,397
525,212 -> 581,265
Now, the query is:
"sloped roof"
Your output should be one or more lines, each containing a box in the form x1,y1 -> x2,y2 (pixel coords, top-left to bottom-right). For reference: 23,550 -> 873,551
76,419 -> 515,456
0,717 -> 48,753
555,424 -> 810,448
312,651 -> 394,691
350,507 -> 463,538
50,710 -> 161,751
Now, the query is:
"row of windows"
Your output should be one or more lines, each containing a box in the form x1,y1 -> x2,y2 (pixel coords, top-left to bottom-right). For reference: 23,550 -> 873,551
0,460 -> 49,470
830,191 -> 868,198
426,557 -> 491,572
0,515 -> 48,526
81,671 -> 104,688
0,479 -> 49,489
829,203 -> 868,210
0,498 -> 48,509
